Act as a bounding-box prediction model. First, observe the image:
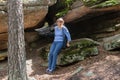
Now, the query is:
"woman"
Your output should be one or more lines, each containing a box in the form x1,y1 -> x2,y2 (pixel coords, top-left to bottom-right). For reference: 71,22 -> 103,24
46,18 -> 71,73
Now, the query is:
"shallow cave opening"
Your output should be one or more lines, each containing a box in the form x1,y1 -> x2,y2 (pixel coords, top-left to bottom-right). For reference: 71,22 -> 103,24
65,11 -> 120,39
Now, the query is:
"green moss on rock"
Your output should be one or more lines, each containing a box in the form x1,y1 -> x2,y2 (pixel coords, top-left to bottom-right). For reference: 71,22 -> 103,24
103,34 -> 120,50
95,0 -> 120,8
83,0 -> 120,8
82,0 -> 102,7
57,47 -> 98,65
56,0 -> 75,17
39,38 -> 100,65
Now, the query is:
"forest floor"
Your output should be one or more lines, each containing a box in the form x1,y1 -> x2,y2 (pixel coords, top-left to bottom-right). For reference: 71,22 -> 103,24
0,43 -> 120,80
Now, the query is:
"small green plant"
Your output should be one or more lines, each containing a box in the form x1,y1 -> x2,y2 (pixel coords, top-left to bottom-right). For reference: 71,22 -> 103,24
65,0 -> 74,8
82,0 -> 120,7
82,0 -> 101,6
96,0 -> 120,8
56,0 -> 74,17
56,9 -> 69,17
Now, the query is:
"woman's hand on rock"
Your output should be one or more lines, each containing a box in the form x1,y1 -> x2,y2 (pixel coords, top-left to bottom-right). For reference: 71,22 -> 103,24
66,42 -> 70,47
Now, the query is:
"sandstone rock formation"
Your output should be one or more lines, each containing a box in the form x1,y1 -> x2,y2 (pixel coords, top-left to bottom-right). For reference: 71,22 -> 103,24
0,0 -> 56,33
63,0 -> 120,23
62,0 -> 120,41
0,0 -> 56,50
0,0 -> 120,60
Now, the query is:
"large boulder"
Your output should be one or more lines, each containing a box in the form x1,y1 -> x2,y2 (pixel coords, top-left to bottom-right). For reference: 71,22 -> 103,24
0,0 -> 56,50
0,0 -> 57,33
103,34 -> 120,51
62,0 -> 120,41
64,4 -> 120,23
39,38 -> 100,66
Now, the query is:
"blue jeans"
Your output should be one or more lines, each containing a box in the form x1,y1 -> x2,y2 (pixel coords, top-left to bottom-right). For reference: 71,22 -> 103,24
48,41 -> 63,71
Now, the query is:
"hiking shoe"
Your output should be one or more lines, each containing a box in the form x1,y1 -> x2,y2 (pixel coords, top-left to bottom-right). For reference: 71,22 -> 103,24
46,69 -> 53,74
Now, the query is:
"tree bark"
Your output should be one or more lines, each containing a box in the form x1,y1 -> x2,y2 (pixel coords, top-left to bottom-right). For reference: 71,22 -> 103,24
7,0 -> 28,80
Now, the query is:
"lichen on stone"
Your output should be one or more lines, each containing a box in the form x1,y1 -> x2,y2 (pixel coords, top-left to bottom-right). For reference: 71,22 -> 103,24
39,38 -> 100,65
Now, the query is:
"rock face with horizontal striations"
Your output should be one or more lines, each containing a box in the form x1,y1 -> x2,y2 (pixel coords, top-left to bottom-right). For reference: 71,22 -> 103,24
103,34 -> 120,51
39,38 -> 100,66
0,0 -> 57,33
0,0 -> 56,50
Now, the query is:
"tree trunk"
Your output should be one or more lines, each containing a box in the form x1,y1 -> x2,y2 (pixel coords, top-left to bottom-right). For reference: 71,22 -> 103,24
7,0 -> 28,80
